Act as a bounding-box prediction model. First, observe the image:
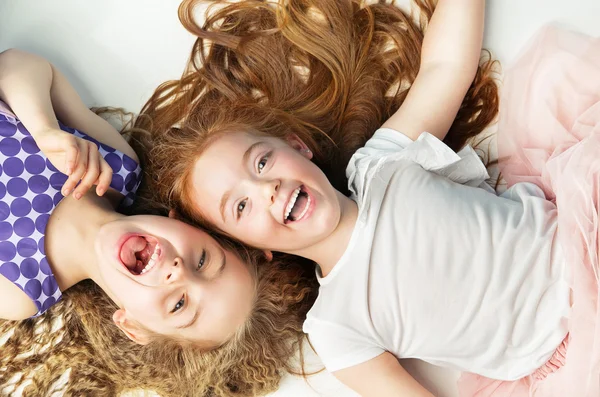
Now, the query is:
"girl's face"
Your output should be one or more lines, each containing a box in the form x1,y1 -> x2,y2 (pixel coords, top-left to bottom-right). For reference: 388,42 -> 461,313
94,215 -> 255,347
188,131 -> 341,254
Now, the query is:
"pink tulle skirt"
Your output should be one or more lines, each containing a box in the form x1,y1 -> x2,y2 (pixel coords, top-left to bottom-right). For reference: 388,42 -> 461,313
458,26 -> 600,397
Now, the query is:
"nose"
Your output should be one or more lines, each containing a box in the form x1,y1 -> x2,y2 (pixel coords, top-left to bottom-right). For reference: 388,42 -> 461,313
165,257 -> 184,283
260,179 -> 280,204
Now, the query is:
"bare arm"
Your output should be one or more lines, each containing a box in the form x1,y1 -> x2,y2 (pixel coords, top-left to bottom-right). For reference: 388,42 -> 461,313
0,273 -> 38,320
0,49 -> 138,162
0,49 -> 140,198
381,0 -> 485,141
334,352 -> 435,397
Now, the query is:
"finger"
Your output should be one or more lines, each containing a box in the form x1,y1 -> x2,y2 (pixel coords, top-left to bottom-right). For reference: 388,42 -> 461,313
62,140 -> 89,197
74,143 -> 100,199
95,157 -> 113,197
63,137 -> 79,176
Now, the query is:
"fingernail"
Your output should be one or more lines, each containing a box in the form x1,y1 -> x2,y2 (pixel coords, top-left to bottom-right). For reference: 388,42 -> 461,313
62,188 -> 70,196
75,192 -> 81,200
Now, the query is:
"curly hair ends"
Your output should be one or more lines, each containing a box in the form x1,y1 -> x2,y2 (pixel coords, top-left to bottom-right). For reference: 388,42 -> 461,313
190,249 -> 319,396
135,0 -> 498,209
0,281 -> 175,397
0,248 -> 317,396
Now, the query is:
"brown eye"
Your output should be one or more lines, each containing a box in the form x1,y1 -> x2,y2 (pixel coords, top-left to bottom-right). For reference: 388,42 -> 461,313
257,157 -> 268,173
197,250 -> 206,270
237,200 -> 247,216
257,151 -> 272,174
172,296 -> 185,313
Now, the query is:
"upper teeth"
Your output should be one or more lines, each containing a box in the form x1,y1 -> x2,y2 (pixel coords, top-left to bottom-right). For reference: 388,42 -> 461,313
285,187 -> 302,220
141,243 -> 160,274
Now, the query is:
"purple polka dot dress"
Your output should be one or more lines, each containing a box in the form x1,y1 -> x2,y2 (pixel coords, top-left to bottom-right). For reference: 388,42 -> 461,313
0,102 -> 142,317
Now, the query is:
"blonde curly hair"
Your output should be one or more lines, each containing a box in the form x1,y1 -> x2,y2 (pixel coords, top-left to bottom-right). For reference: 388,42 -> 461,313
0,244 -> 317,396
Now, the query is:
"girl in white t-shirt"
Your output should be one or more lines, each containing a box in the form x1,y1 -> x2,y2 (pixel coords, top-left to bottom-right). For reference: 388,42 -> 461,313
144,0 -> 600,396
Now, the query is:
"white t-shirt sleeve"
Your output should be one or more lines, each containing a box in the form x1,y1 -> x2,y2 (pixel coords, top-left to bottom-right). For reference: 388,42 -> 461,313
345,128 -> 412,203
304,318 -> 385,373
346,127 -> 491,202
350,127 -> 414,159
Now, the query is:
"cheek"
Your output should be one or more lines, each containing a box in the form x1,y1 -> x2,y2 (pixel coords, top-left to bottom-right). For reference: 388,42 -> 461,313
230,216 -> 274,247
208,274 -> 254,332
279,149 -> 314,171
217,252 -> 254,291
119,285 -> 165,319
225,264 -> 255,306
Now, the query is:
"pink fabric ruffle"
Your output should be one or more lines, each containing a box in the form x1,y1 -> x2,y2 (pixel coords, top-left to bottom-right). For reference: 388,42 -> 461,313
459,25 -> 600,397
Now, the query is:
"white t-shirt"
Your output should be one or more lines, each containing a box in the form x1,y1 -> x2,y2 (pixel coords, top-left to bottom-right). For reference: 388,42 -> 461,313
303,128 -> 571,381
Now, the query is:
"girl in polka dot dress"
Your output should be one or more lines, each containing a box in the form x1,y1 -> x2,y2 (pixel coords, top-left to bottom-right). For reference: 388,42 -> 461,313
0,49 -> 260,345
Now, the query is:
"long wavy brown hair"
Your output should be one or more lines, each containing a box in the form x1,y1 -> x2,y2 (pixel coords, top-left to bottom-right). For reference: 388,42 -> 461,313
136,0 -> 499,227
0,198 -> 317,396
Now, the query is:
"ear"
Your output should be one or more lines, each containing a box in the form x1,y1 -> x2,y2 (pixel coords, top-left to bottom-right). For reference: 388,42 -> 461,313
286,134 -> 313,160
112,309 -> 152,345
263,250 -> 273,261
168,209 -> 178,219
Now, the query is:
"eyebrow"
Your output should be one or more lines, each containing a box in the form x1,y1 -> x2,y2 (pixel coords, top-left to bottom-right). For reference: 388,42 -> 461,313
219,191 -> 231,223
176,309 -> 200,330
218,141 -> 266,222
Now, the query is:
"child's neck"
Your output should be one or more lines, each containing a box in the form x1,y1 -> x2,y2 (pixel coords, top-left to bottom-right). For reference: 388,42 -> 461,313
293,190 -> 358,277
44,191 -> 121,296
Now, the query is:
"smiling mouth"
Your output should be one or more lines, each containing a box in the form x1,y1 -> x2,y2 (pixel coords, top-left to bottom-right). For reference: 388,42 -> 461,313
284,185 -> 311,224
119,235 -> 161,275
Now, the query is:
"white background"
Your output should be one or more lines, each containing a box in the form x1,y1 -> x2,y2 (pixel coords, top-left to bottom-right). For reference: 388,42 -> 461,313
1,1 -> 599,396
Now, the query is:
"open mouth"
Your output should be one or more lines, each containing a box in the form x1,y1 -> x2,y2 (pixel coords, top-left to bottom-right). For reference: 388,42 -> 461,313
119,235 -> 161,276
284,185 -> 311,224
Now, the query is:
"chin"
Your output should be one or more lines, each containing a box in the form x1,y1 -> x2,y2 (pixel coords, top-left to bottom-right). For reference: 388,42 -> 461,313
313,214 -> 337,234
95,225 -> 121,260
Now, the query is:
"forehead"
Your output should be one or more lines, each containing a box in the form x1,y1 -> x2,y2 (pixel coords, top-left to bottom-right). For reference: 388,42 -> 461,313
205,131 -> 260,153
191,131 -> 266,185
202,131 -> 289,156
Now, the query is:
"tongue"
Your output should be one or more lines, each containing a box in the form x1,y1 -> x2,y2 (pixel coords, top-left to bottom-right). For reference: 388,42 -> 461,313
290,193 -> 308,220
120,236 -> 147,270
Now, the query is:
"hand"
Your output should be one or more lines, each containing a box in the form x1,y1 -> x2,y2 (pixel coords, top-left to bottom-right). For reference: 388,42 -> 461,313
33,127 -> 113,199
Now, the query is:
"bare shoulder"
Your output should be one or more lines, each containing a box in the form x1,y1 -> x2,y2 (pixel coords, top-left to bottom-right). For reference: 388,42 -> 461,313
0,275 -> 38,320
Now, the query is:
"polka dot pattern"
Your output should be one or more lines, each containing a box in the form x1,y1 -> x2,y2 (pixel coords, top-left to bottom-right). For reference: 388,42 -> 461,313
0,109 -> 142,317
25,155 -> 45,174
0,202 -> 9,221
5,157 -> 24,177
